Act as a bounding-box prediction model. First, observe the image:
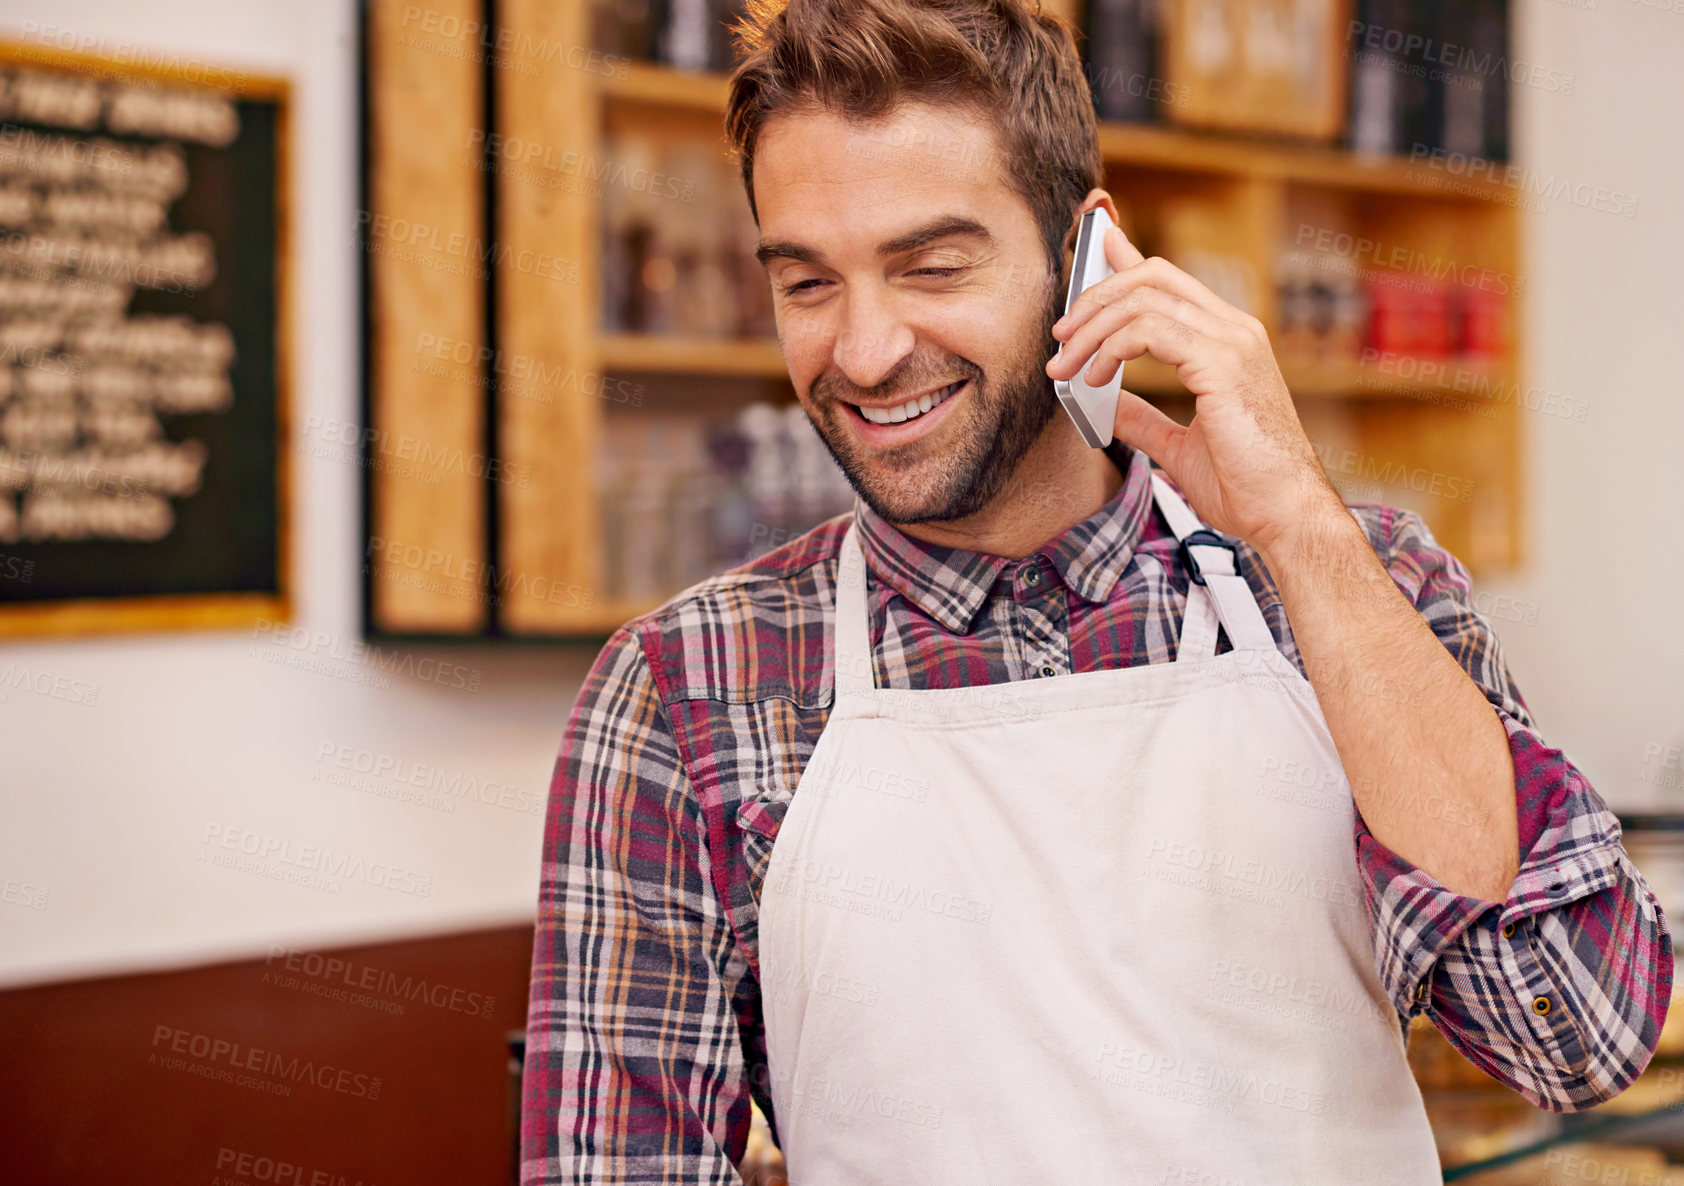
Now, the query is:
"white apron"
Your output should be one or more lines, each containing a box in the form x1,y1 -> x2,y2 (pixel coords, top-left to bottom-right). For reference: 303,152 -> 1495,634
756,475 -> 1442,1185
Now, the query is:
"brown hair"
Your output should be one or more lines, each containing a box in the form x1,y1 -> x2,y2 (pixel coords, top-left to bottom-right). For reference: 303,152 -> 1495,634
723,0 -> 1101,279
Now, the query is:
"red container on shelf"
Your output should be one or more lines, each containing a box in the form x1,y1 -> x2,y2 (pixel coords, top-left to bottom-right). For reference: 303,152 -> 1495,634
1365,271 -> 1453,358
1457,285 -> 1511,358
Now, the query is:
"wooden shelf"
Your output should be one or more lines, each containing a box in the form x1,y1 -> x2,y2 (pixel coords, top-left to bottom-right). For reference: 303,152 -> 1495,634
604,62 -> 1518,204
1098,122 -> 1518,204
601,333 -> 786,376
600,61 -> 731,111
1283,355 -> 1513,399
366,36 -> 1527,640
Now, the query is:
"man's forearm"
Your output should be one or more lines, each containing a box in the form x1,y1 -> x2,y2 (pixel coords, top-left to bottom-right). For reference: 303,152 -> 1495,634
1258,502 -> 1520,902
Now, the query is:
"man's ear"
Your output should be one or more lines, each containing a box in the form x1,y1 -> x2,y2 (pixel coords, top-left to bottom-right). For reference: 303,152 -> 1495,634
1062,188 -> 1122,253
1060,188 -> 1122,283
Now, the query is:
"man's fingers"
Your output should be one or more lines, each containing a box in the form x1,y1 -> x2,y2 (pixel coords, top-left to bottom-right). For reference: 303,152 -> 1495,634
1050,287 -> 1231,385
1057,255 -> 1254,342
1110,388 -> 1183,470
1102,223 -> 1147,272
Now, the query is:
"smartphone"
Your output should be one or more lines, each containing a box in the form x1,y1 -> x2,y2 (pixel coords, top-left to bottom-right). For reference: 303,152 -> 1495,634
1052,207 -> 1122,448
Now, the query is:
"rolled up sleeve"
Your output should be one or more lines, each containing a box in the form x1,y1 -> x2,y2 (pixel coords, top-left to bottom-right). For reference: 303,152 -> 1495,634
1348,504 -> 1673,1111
1358,714 -> 1672,1110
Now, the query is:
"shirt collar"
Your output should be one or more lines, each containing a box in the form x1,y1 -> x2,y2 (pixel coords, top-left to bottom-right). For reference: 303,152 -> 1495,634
850,445 -> 1158,634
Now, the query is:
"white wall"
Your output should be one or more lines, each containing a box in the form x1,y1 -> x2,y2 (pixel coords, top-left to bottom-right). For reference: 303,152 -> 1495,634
0,0 -> 599,988
1492,0 -> 1684,807
0,0 -> 1678,988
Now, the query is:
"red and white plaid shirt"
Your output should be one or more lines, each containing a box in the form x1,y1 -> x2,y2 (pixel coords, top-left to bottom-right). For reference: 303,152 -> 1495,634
521,445 -> 1671,1185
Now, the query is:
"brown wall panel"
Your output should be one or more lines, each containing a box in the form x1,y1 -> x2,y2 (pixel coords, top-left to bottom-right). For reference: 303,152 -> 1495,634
0,925 -> 534,1184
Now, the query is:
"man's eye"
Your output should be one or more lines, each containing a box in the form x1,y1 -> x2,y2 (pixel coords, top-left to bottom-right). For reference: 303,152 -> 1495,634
911,267 -> 964,278
780,278 -> 827,296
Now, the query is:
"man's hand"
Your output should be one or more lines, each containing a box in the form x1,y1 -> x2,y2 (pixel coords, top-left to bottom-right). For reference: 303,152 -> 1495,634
1045,220 -> 1520,904
1043,224 -> 1346,558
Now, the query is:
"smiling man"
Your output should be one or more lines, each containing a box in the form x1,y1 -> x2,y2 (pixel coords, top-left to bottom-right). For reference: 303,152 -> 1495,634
520,1 -> 1671,1183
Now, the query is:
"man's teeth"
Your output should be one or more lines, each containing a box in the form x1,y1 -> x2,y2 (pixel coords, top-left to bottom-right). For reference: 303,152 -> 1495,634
857,380 -> 963,426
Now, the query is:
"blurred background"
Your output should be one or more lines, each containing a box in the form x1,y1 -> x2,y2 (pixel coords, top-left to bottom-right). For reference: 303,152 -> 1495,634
0,0 -> 1679,1182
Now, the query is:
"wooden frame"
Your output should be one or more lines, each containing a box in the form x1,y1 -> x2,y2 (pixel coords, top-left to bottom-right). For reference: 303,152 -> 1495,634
0,40 -> 292,637
1160,0 -> 1353,142
361,9 -> 1524,640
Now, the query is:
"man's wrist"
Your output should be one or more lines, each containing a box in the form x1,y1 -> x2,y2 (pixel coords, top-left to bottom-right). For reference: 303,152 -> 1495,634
1253,486 -> 1367,584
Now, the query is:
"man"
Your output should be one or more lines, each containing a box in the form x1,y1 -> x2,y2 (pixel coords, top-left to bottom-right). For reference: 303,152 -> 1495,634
522,0 -> 1671,1181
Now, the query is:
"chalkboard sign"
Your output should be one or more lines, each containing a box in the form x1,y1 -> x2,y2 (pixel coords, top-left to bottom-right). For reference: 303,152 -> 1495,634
0,41 -> 289,635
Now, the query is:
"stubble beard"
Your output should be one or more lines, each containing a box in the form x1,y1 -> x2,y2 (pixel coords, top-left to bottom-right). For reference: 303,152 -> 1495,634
802,283 -> 1063,526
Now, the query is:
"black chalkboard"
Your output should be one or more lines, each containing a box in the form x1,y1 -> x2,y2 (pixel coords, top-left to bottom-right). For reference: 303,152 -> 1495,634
0,43 -> 288,634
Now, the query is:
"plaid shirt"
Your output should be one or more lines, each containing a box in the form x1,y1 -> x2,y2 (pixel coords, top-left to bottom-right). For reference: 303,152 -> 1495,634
521,445 -> 1672,1185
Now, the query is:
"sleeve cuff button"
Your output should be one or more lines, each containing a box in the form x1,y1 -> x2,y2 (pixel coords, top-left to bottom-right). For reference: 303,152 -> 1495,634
1532,995 -> 1552,1016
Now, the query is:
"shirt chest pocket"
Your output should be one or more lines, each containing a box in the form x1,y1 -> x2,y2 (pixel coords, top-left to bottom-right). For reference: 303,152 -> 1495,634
736,790 -> 792,906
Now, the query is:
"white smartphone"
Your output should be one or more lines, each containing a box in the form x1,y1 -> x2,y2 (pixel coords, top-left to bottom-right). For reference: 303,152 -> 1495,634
1052,207 -> 1122,448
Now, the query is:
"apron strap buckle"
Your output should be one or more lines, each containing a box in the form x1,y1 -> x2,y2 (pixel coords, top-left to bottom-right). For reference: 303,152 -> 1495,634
1180,529 -> 1238,587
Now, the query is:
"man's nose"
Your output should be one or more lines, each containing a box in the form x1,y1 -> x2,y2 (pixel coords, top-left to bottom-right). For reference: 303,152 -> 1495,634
833,289 -> 915,391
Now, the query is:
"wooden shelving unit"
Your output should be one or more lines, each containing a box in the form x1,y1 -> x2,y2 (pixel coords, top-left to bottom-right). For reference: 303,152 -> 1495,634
600,333 -> 786,377
363,0 -> 1526,639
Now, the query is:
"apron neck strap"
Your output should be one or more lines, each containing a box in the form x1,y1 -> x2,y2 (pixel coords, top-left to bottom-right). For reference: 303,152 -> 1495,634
1149,474 -> 1277,654
834,521 -> 875,697
831,475 -> 1282,699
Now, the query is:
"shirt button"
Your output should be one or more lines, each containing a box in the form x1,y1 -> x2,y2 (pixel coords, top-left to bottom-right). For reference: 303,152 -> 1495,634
1038,663 -> 1058,678
1022,566 -> 1042,588
1532,995 -> 1552,1016
1502,922 -> 1515,938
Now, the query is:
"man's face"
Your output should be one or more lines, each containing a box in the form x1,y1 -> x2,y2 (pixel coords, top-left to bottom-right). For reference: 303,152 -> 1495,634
752,101 -> 1063,525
